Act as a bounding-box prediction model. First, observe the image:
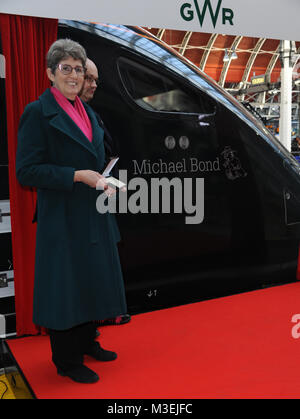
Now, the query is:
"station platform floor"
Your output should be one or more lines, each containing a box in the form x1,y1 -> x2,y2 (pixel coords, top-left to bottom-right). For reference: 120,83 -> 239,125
2,281 -> 300,399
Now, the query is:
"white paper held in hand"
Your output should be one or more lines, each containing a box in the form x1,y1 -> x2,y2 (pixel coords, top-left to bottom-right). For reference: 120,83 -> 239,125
102,157 -> 119,177
105,176 -> 126,189
96,157 -> 126,190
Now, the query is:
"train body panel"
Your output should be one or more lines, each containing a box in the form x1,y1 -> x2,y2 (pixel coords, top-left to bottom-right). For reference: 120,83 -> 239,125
27,21 -> 300,311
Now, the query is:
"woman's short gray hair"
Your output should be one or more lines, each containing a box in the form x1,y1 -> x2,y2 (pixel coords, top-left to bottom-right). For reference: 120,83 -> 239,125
47,38 -> 87,74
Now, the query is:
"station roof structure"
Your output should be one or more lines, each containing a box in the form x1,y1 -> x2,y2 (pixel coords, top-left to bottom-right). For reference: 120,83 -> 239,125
146,28 -> 300,88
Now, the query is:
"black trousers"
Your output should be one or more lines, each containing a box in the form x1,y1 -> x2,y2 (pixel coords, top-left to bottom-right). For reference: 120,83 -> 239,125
48,322 -> 97,372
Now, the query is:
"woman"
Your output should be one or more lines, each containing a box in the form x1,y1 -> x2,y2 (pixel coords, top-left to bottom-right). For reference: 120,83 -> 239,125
16,39 -> 127,384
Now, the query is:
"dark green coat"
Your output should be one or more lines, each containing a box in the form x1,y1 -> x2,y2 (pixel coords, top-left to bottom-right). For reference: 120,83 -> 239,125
16,88 -> 127,330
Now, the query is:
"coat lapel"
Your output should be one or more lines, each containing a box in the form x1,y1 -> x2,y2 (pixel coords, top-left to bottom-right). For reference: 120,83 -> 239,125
39,88 -> 99,158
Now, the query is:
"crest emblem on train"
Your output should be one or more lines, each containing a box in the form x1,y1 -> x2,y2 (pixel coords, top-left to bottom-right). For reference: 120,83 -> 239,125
221,146 -> 247,180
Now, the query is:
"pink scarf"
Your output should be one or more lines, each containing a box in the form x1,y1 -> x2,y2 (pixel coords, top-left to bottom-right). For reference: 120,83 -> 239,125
51,86 -> 93,142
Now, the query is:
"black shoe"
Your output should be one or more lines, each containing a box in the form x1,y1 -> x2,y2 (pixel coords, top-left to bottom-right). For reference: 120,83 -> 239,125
57,365 -> 99,384
118,314 -> 131,325
85,342 -> 117,362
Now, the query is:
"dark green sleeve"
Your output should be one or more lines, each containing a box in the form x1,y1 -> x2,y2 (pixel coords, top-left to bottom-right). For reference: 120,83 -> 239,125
16,102 -> 75,191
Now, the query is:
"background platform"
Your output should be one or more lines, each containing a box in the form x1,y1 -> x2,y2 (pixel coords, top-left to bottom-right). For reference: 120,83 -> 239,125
5,282 -> 300,399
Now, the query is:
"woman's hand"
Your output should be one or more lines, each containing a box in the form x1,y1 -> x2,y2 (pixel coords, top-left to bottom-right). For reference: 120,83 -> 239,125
74,170 -> 108,189
104,185 -> 117,197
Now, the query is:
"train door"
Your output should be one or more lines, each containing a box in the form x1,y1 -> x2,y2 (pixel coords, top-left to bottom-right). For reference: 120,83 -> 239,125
97,51 -> 236,280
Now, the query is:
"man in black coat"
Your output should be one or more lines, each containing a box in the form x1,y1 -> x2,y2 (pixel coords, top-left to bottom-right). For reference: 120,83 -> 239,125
80,58 -> 131,327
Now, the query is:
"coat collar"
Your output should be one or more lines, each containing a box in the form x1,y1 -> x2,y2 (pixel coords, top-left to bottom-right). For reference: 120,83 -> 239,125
39,88 -> 102,158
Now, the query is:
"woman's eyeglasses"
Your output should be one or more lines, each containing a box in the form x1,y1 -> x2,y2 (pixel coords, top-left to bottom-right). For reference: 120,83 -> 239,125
57,64 -> 86,76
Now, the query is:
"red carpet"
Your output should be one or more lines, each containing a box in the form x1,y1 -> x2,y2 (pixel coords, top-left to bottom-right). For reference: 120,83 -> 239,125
7,282 -> 300,399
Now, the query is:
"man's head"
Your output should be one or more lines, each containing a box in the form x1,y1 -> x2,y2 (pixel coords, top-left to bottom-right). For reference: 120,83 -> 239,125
80,58 -> 99,102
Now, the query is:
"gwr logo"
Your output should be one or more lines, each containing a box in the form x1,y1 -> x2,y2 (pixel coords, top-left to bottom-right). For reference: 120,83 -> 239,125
180,0 -> 234,28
